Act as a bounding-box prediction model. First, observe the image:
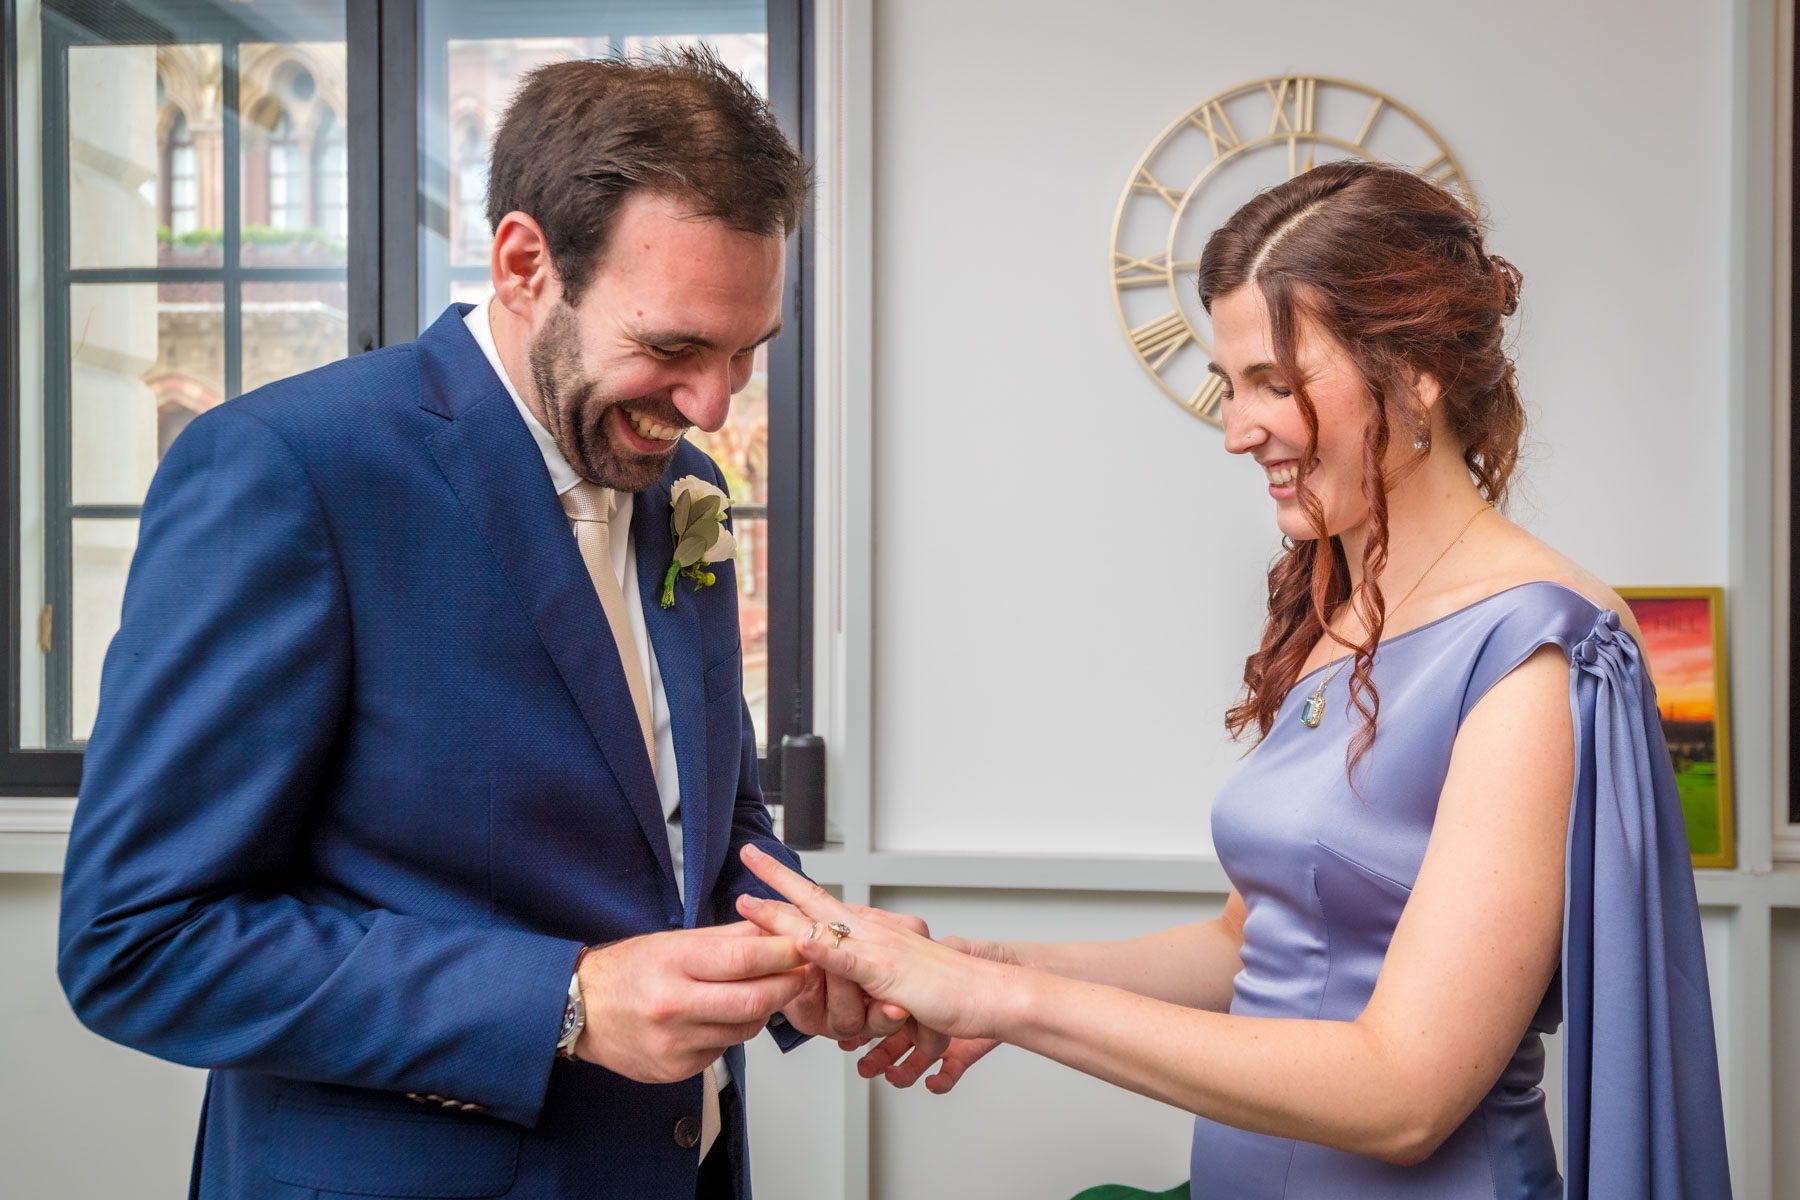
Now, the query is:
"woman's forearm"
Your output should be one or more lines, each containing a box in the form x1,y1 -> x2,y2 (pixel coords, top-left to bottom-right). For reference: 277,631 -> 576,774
988,966 -> 1443,1165
1002,919 -> 1243,1012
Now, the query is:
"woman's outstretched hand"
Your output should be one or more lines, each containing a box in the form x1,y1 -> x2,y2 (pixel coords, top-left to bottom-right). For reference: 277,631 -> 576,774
734,845 -> 1014,1043
853,1024 -> 1001,1094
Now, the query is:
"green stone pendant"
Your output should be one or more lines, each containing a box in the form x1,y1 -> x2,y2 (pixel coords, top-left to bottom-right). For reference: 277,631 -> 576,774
1300,690 -> 1326,728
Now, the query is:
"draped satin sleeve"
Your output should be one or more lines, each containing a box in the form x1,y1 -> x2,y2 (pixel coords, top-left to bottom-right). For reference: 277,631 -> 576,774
1559,608 -> 1732,1199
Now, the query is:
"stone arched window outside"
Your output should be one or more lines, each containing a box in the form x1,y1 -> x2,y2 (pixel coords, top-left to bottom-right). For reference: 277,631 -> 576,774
163,110 -> 198,236
313,108 -> 346,238
265,108 -> 306,230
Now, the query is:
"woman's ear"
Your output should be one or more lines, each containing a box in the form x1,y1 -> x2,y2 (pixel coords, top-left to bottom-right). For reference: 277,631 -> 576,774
1412,370 -> 1444,414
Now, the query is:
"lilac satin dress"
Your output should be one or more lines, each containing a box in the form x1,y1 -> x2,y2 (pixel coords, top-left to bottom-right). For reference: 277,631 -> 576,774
1195,581 -> 1731,1199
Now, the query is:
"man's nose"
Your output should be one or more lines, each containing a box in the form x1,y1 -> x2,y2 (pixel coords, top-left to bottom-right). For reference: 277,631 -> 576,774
673,363 -> 734,434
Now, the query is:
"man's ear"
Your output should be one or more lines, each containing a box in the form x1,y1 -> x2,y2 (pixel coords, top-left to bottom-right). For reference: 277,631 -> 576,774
491,210 -> 558,320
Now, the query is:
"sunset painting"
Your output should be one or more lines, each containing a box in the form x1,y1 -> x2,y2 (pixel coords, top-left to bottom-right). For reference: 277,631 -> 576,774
1619,588 -> 1734,869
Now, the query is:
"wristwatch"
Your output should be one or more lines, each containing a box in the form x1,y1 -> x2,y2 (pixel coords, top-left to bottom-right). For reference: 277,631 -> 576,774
556,954 -> 588,1060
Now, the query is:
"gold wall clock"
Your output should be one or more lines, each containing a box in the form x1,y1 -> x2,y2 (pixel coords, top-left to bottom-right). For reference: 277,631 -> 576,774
1110,76 -> 1473,427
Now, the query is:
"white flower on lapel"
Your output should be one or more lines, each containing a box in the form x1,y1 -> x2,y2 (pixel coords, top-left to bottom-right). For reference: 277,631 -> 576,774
662,475 -> 735,608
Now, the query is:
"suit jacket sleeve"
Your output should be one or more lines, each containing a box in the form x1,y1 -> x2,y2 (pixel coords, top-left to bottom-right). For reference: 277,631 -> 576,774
698,459 -> 812,1053
57,405 -> 582,1128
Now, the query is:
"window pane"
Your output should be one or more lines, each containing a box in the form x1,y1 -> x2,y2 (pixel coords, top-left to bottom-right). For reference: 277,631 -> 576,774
418,1 -> 775,728
419,3 -> 769,321
20,1 -> 351,752
71,519 -> 141,743
240,43 -> 348,267
242,278 -> 350,392
70,282 -> 225,507
69,44 -> 227,269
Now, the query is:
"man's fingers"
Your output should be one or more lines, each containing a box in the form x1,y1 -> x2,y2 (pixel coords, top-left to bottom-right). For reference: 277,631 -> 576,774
911,1024 -> 952,1065
680,929 -> 807,981
687,968 -> 810,1024
824,971 -> 866,1039
687,1019 -> 777,1049
861,998 -> 906,1038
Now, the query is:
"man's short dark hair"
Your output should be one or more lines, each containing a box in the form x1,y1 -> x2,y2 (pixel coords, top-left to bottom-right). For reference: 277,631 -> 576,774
486,46 -> 811,305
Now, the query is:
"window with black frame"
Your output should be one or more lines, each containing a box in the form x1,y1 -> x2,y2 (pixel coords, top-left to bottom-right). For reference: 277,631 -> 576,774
2,0 -> 812,795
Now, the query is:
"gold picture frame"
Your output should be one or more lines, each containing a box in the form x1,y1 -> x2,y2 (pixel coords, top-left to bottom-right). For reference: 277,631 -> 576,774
1617,587 -> 1734,870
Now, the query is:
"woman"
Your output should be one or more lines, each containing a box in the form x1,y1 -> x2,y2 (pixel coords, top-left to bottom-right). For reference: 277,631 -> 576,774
736,160 -> 1731,1198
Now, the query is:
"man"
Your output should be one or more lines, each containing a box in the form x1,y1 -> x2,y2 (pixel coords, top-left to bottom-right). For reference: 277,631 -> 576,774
59,50 -> 885,1200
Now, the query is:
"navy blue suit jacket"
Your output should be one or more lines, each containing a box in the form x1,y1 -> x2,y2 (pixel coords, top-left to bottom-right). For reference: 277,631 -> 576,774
58,304 -> 808,1199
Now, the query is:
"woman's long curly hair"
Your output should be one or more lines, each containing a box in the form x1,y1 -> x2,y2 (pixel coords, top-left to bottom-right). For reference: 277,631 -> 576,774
1198,160 -> 1526,776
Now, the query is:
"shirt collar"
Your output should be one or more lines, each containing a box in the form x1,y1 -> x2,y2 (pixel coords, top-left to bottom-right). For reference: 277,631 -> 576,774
465,296 -> 631,523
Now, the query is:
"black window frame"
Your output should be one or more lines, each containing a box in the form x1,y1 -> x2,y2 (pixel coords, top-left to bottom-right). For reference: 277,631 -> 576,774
1790,12 -> 1799,827
1,0 -> 815,795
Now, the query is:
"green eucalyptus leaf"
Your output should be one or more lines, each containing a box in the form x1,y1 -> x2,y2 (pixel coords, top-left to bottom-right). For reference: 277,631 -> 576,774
688,495 -> 722,529
674,531 -> 712,566
673,491 -> 693,535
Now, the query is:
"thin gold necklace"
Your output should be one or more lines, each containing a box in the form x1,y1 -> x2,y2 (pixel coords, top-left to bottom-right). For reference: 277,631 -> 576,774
1298,502 -> 1493,729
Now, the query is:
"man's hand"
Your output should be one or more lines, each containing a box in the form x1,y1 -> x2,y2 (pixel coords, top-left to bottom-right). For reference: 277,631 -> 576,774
573,925 -> 808,1083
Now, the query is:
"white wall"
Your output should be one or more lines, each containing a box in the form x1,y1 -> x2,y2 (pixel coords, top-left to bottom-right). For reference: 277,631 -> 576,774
871,0 -> 1732,856
0,877 -> 206,1198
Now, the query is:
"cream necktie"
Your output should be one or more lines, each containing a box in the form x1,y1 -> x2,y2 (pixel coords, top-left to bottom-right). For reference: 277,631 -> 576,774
561,482 -> 655,770
700,1065 -> 722,1162
564,482 -> 718,1163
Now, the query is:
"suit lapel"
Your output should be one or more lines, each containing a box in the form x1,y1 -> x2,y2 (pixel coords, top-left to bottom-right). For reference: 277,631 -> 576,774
633,478 -> 711,925
418,308 -> 677,897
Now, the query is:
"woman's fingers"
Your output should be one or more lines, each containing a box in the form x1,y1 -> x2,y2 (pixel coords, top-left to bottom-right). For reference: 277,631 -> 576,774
734,893 -> 811,937
851,903 -> 931,939
857,1027 -> 915,1078
740,846 -> 853,924
925,1038 -> 1000,1095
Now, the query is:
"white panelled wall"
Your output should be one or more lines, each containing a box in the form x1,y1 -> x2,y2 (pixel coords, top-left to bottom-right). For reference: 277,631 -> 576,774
2,1 -> 1796,1197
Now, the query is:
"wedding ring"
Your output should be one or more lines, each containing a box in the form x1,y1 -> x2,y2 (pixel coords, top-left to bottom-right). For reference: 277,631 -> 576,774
805,921 -> 822,942
827,921 -> 852,948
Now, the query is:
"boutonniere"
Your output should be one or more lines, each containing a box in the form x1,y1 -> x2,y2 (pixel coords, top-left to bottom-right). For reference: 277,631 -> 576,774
662,476 -> 736,609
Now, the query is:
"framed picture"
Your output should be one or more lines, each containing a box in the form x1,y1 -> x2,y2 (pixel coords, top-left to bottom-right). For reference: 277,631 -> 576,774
1618,588 -> 1734,870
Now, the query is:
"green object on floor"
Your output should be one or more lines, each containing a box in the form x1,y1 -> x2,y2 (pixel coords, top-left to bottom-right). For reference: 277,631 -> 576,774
1068,1184 -> 1189,1200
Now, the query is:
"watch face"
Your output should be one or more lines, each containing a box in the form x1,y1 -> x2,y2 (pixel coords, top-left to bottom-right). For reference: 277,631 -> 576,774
1110,75 -> 1471,427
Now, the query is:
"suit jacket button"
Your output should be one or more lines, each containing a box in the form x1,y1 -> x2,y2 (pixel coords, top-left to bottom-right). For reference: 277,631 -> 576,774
673,1116 -> 701,1149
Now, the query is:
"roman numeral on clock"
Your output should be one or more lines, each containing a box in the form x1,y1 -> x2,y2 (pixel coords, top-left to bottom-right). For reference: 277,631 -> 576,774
1266,77 -> 1316,137
1416,152 -> 1458,185
1112,252 -> 1172,289
1187,101 -> 1241,159
1131,167 -> 1182,211
1189,373 -> 1226,421
1129,311 -> 1193,371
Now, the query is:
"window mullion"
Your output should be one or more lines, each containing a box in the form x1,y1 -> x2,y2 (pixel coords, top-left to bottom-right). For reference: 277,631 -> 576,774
222,40 -> 242,401
43,18 -> 72,751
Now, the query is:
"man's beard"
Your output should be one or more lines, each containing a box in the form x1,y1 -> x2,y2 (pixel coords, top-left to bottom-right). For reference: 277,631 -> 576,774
526,302 -> 680,493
